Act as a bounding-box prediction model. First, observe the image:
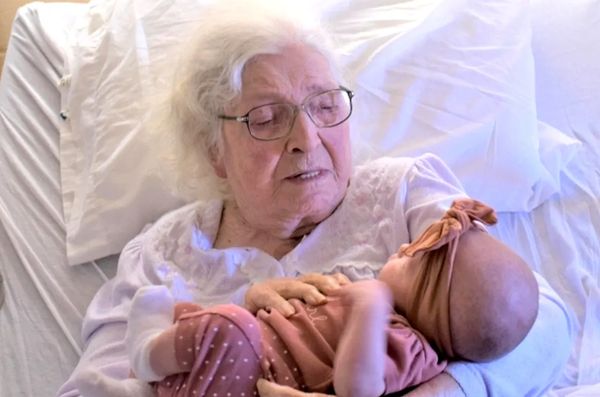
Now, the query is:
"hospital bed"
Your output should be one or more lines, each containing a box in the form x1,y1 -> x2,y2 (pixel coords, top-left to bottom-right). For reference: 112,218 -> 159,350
0,1 -> 598,396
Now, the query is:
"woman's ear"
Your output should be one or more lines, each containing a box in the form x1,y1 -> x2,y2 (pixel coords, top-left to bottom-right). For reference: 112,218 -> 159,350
208,145 -> 227,179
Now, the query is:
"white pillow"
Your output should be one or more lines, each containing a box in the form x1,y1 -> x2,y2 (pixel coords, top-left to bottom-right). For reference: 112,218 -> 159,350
60,0 -> 192,265
530,0 -> 600,143
60,0 -> 569,265
324,0 -> 556,212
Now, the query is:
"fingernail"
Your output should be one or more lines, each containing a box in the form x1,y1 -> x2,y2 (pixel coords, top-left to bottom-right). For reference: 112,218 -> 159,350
281,303 -> 295,317
284,307 -> 295,317
324,286 -> 339,295
310,294 -> 327,305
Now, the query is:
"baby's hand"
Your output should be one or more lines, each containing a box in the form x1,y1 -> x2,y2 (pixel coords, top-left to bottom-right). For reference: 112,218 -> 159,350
338,279 -> 392,308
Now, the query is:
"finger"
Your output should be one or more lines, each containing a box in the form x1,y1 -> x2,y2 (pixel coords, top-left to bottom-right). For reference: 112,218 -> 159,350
298,273 -> 344,295
256,379 -> 334,397
267,294 -> 297,317
257,379 -> 297,397
332,272 -> 352,286
280,281 -> 327,306
245,286 -> 296,317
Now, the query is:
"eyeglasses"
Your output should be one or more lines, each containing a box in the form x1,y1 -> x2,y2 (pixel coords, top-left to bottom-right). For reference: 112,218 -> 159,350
218,87 -> 354,141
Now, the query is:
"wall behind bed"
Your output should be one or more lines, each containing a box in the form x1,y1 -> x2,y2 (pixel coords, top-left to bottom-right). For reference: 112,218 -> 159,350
0,0 -> 87,76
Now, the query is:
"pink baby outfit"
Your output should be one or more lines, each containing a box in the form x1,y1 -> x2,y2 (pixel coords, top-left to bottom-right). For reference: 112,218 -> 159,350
155,303 -> 263,397
155,296 -> 445,396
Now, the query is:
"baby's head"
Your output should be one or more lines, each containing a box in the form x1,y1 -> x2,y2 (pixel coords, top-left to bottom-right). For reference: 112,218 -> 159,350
378,230 -> 539,362
448,230 -> 539,362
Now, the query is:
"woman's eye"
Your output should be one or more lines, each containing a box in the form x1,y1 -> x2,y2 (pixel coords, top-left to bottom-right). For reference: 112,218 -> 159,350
313,102 -> 337,113
249,110 -> 275,126
253,118 -> 273,126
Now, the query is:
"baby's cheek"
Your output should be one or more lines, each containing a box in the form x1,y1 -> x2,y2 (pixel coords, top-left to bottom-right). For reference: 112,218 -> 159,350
377,257 -> 414,306
378,255 -> 410,281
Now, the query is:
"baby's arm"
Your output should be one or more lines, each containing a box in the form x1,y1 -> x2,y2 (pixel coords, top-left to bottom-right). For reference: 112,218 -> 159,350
333,280 -> 392,397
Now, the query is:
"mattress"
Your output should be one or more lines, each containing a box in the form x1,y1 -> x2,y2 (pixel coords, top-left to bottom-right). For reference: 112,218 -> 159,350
0,2 -> 598,397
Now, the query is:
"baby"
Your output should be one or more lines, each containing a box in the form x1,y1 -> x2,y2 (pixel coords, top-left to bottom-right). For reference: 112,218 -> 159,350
81,199 -> 539,397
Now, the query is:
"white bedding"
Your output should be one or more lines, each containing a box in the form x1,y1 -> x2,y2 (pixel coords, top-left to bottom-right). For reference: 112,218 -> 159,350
0,2 -> 598,397
0,3 -> 118,395
60,0 -> 571,267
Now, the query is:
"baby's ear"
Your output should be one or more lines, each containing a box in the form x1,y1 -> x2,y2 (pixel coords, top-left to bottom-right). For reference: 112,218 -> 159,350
398,243 -> 410,255
208,145 -> 227,179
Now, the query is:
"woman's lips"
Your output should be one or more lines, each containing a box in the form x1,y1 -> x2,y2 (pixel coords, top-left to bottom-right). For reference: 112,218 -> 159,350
296,170 -> 321,179
285,169 -> 325,181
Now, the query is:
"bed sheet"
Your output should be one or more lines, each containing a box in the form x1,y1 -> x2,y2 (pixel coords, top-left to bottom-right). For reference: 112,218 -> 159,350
0,2 -> 598,397
493,148 -> 600,395
0,3 -> 118,397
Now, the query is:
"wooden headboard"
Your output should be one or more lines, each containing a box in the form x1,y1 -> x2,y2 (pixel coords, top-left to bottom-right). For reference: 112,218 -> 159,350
0,0 -> 86,76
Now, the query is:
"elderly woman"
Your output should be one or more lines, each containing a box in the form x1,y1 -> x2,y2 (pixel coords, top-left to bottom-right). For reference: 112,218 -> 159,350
58,2 -> 572,397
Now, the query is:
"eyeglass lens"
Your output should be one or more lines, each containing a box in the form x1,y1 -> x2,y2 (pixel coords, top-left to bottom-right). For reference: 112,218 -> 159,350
247,89 -> 351,140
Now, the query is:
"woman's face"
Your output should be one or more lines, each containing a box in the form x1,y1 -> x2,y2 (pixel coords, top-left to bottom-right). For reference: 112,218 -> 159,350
213,44 -> 352,239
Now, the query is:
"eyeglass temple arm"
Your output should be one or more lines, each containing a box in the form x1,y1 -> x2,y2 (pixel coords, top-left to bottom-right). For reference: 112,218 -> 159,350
340,85 -> 354,99
218,115 -> 249,122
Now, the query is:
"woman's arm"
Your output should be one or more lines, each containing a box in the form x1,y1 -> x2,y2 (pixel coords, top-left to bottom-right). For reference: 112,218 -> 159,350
444,273 -> 573,396
389,156 -> 570,394
125,286 -> 176,381
57,235 -> 155,397
403,373 -> 465,397
56,321 -> 132,397
256,374 -> 464,397
397,274 -> 572,397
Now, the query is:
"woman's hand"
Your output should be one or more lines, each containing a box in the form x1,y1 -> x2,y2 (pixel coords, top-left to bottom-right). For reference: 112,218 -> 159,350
257,379 -> 334,397
257,375 -> 464,397
245,273 -> 351,317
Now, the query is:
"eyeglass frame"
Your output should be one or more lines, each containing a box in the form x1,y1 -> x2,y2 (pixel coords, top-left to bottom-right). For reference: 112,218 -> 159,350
217,86 -> 355,141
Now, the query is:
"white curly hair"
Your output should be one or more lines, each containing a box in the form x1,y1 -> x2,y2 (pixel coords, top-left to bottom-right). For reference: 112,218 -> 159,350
161,0 -> 344,200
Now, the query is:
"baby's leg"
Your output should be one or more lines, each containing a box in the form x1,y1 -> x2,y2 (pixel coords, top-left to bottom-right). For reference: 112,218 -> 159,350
333,280 -> 391,397
146,302 -> 207,377
155,304 -> 264,397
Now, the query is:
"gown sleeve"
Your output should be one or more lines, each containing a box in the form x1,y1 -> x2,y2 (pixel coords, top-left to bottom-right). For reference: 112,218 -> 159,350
393,155 -> 573,395
56,233 -> 160,396
394,153 -> 467,247
444,273 -> 573,396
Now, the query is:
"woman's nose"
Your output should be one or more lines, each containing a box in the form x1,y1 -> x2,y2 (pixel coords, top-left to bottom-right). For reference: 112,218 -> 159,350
285,111 -> 321,153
